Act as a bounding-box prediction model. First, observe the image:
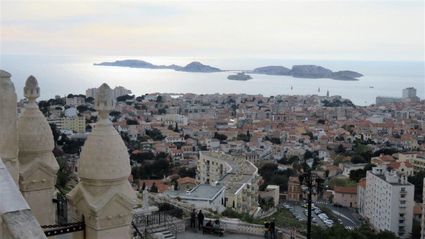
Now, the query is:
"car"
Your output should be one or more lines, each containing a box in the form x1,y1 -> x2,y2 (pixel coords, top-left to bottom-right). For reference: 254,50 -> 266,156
345,226 -> 354,230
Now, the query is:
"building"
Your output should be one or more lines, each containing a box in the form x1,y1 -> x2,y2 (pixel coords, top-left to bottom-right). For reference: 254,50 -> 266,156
165,184 -> 226,213
197,151 -> 260,214
333,186 -> 357,208
402,87 -> 417,99
364,166 -> 414,238
376,96 -> 402,105
357,178 -> 366,217
113,86 -> 132,99
287,176 -> 302,202
48,116 -> 86,133
86,86 -> 131,99
65,95 -> 85,106
259,185 -> 280,207
398,153 -> 425,172
157,114 -> 188,126
86,88 -> 97,98
421,178 -> 425,239
340,163 -> 368,177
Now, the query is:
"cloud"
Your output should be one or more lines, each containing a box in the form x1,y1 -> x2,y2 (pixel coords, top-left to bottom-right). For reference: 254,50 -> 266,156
1,0 -> 423,61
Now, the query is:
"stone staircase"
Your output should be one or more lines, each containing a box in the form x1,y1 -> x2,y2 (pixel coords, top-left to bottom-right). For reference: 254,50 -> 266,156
148,224 -> 176,239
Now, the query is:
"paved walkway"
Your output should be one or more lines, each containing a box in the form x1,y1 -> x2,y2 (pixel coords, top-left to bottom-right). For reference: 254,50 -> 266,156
178,231 -> 263,239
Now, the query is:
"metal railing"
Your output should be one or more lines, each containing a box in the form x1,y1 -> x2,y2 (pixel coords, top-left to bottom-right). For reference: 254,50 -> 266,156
133,209 -> 180,239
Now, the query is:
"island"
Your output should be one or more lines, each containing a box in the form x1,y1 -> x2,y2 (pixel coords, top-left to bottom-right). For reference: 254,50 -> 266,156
252,65 -> 363,81
94,60 -> 222,73
175,61 -> 222,73
252,66 -> 291,75
227,72 -> 252,81
94,59 -> 363,80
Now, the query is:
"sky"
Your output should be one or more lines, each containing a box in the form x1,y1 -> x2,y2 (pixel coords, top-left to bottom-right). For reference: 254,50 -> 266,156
0,0 -> 424,61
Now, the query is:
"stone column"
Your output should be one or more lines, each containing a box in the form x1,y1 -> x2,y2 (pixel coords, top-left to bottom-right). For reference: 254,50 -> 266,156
0,70 -> 19,183
67,83 -> 136,239
17,76 -> 59,226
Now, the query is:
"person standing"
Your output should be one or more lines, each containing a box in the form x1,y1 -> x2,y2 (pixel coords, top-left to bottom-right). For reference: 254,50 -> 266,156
264,221 -> 270,239
197,210 -> 205,230
190,209 -> 196,229
269,219 -> 276,239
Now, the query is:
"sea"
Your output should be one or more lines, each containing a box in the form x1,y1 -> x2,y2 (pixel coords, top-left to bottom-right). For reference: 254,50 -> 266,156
1,54 -> 424,106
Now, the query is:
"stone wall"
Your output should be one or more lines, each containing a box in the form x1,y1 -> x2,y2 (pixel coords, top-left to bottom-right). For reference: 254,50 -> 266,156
0,158 -> 47,239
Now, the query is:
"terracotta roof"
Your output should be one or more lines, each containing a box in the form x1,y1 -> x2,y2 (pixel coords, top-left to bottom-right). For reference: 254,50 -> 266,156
334,186 -> 357,194
388,161 -> 414,169
138,179 -> 170,193
413,203 -> 422,215
177,177 -> 197,185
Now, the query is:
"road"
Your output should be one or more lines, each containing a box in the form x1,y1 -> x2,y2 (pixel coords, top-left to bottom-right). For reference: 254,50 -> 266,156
283,201 -> 362,229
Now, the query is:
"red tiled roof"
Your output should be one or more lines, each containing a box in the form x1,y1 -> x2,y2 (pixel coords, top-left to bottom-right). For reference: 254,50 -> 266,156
138,179 -> 170,193
334,186 -> 357,194
178,177 -> 197,185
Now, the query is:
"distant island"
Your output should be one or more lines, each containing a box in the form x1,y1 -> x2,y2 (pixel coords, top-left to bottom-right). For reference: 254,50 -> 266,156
252,65 -> 363,81
94,60 -> 222,73
227,72 -> 252,81
94,59 -> 363,80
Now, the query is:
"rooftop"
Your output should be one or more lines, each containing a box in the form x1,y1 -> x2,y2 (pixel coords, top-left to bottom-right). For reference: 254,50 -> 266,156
201,151 -> 258,195
166,184 -> 225,201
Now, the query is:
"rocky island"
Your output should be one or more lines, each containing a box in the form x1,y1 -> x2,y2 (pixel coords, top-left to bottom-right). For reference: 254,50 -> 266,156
253,65 -> 363,81
94,60 -> 222,73
252,66 -> 291,75
95,59 -> 362,80
227,72 -> 252,81
175,61 -> 222,73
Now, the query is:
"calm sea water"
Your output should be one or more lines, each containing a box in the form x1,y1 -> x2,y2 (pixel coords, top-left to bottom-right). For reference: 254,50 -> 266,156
1,55 -> 424,106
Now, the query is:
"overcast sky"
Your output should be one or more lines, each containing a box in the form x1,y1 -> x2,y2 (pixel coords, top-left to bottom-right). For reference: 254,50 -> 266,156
1,0 -> 424,61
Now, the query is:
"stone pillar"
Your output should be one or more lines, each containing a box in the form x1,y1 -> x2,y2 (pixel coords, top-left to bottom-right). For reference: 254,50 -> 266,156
17,76 -> 59,226
0,70 -> 19,183
67,83 -> 136,239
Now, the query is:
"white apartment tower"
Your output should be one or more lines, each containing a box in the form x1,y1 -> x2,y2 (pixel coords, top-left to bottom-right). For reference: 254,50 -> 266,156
365,166 -> 414,238
421,178 -> 424,239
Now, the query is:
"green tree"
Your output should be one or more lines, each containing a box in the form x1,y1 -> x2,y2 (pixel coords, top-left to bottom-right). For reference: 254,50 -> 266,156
408,170 -> 425,202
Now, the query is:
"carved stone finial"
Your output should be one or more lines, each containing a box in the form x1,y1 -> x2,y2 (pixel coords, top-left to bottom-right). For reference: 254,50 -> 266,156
24,75 -> 40,103
95,83 -> 115,119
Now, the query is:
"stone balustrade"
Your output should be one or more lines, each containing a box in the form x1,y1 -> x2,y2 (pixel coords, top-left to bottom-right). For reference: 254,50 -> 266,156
200,217 -> 306,239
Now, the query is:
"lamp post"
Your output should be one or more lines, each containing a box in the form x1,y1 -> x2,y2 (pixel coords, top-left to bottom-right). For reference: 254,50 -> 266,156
299,159 -> 323,239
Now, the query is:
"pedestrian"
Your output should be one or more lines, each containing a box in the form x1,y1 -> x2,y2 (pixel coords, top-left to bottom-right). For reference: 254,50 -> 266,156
264,220 -> 270,239
197,210 -> 204,230
269,219 -> 276,239
190,209 -> 196,229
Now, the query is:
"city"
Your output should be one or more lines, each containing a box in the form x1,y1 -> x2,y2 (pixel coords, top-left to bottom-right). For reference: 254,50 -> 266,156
0,70 -> 424,239
1,1 -> 424,239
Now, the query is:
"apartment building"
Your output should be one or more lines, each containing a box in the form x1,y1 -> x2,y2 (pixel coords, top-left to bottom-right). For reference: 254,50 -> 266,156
421,178 -> 424,239
364,166 -> 414,238
48,116 -> 86,133
197,151 -> 260,214
398,153 -> 425,172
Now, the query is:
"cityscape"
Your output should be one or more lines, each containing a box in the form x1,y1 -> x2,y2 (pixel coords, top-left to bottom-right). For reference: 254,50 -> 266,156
1,1 -> 424,239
